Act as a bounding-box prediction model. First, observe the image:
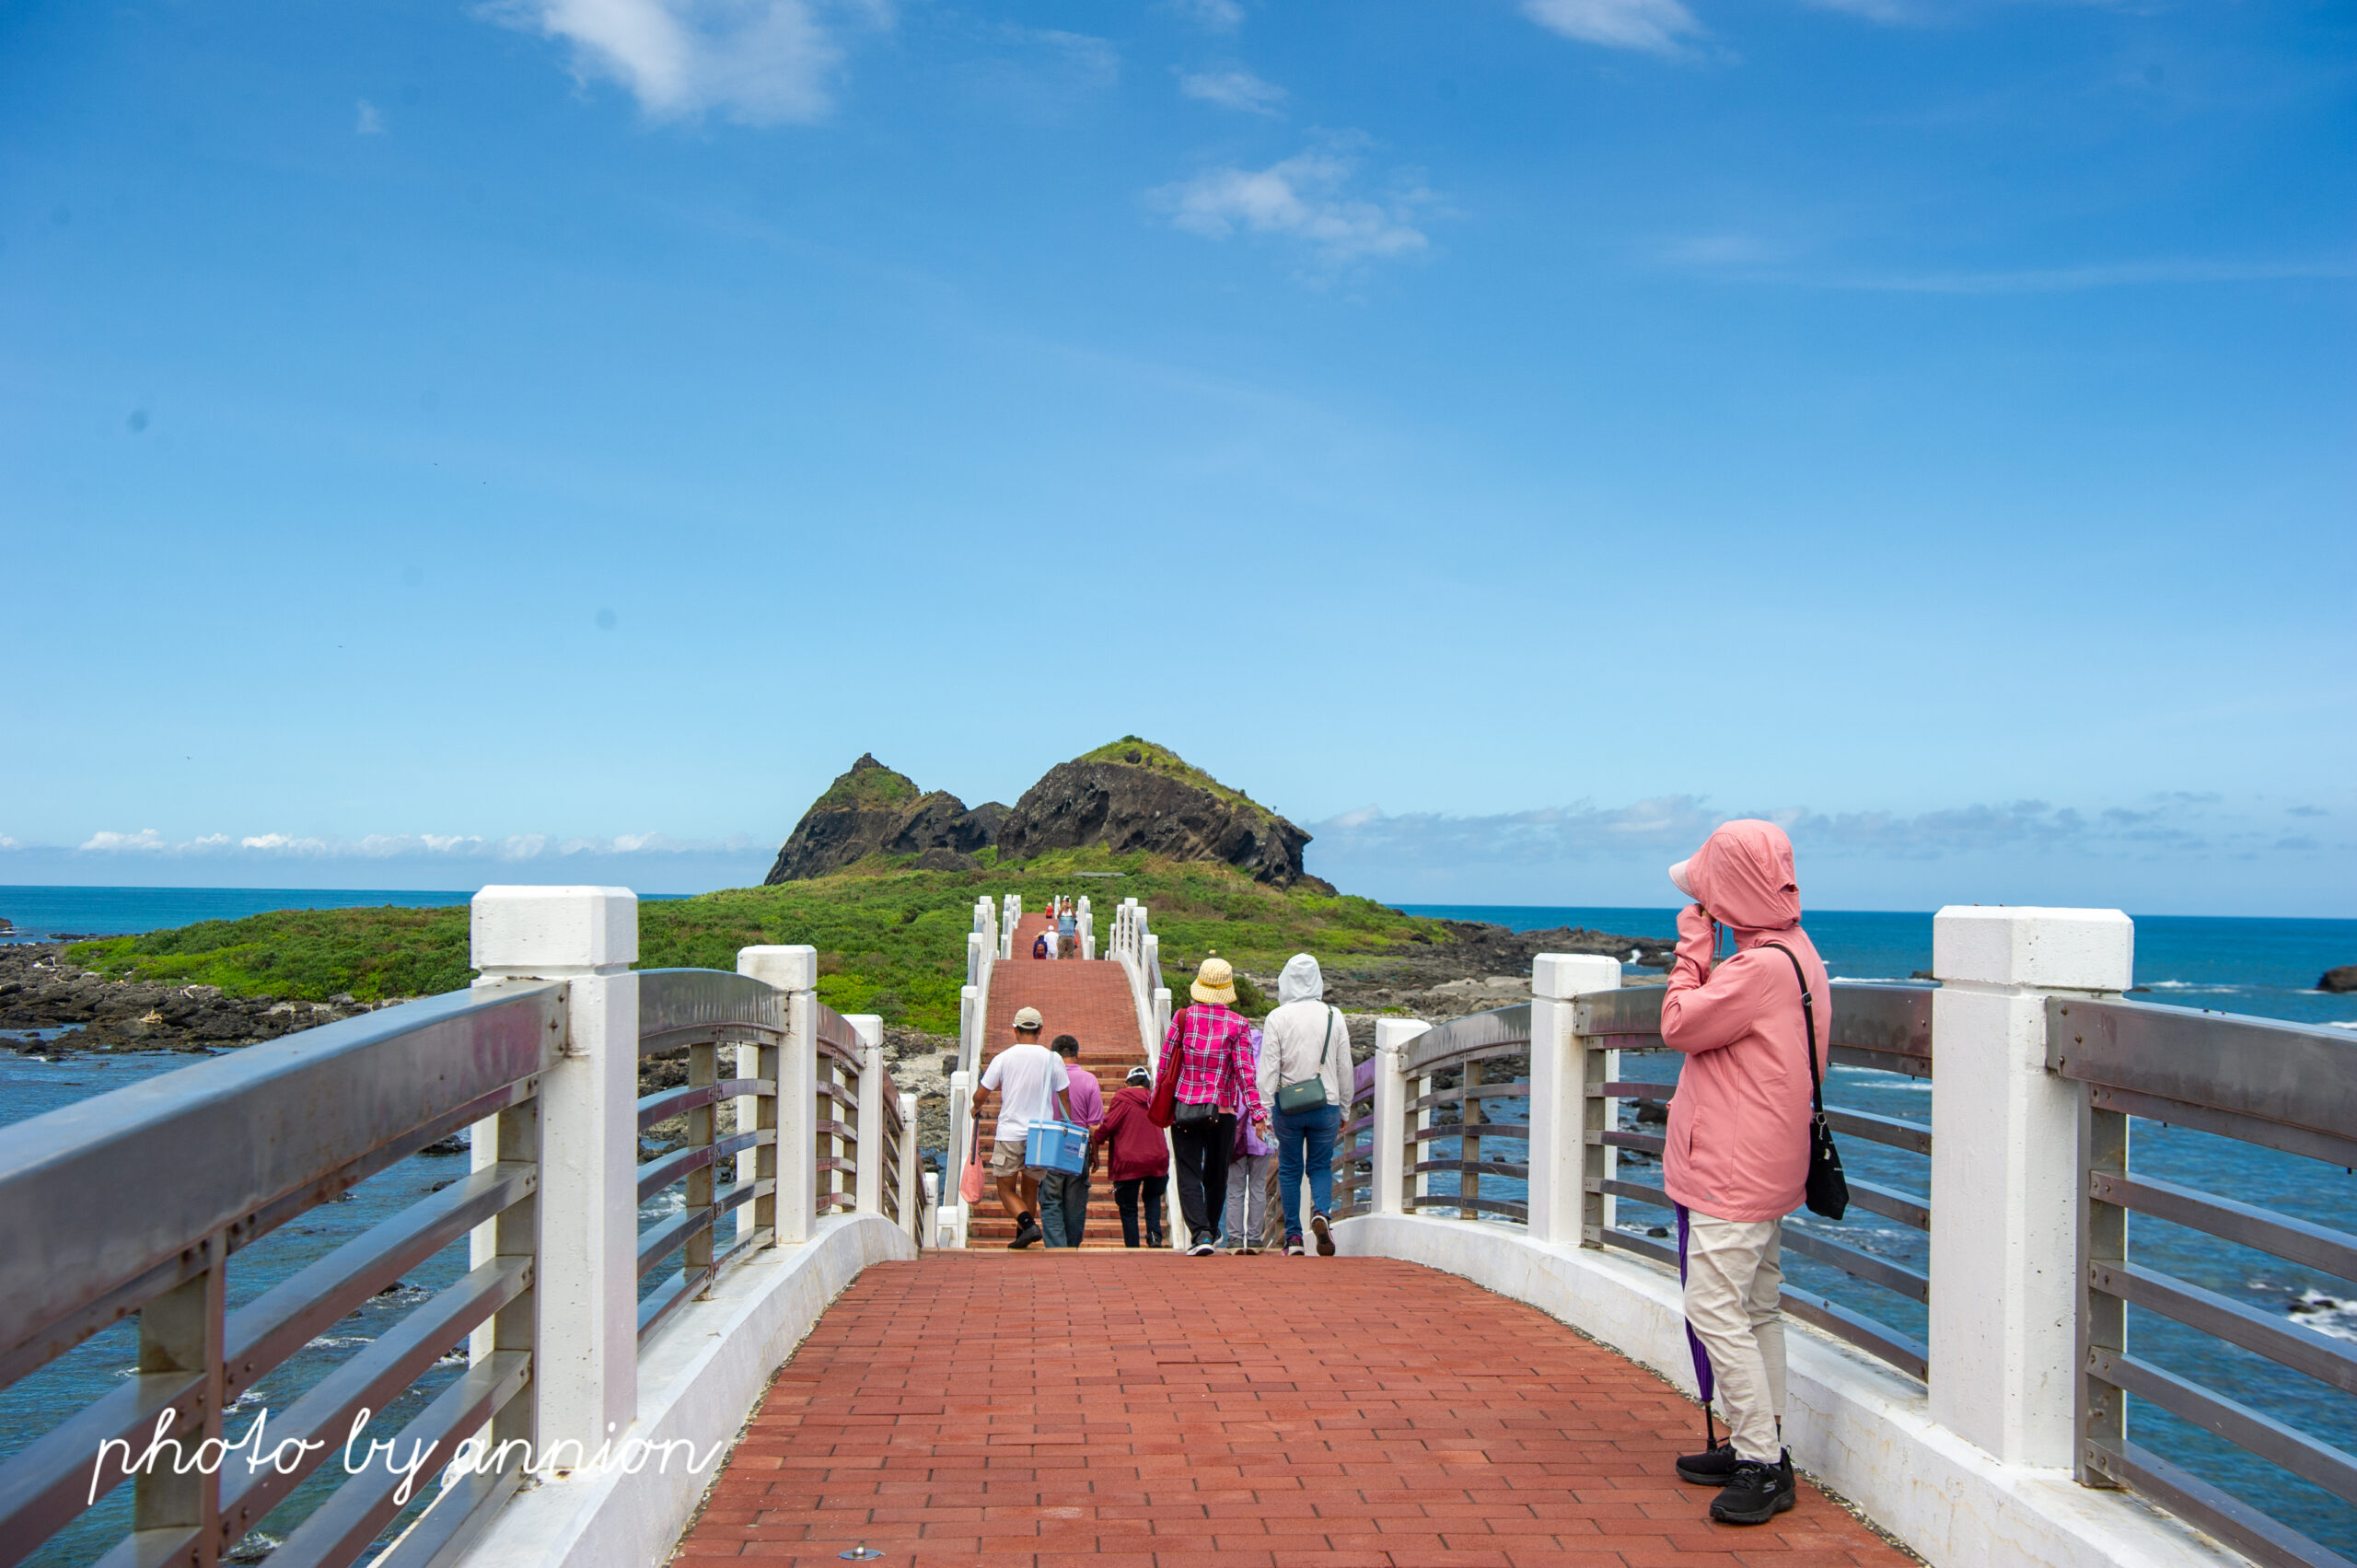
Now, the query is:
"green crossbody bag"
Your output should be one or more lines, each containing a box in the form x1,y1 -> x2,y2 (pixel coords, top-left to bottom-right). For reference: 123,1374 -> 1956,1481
1273,1007 -> 1338,1115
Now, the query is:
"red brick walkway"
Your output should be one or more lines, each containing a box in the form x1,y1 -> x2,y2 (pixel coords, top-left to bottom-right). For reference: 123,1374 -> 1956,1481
676,1254 -> 1912,1566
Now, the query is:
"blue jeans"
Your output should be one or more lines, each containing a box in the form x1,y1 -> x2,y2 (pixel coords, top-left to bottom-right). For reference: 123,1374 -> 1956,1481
1037,1170 -> 1090,1248
1272,1101 -> 1341,1237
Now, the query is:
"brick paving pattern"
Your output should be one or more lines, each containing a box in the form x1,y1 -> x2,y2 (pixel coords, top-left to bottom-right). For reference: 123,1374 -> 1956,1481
677,1253 -> 1913,1566
968,913 -> 1151,1250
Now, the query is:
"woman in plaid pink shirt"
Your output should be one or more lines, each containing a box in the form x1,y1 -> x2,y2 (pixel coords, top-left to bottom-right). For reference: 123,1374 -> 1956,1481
1159,955 -> 1256,1255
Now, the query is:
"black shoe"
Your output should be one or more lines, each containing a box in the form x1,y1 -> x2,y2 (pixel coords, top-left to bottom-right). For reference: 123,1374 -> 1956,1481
1311,1213 -> 1336,1256
1709,1453 -> 1795,1525
1675,1440 -> 1739,1486
1010,1215 -> 1043,1249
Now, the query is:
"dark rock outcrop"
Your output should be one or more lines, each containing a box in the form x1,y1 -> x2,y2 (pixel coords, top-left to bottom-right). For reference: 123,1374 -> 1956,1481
994,738 -> 1330,891
2321,965 -> 2357,994
763,754 -> 1003,883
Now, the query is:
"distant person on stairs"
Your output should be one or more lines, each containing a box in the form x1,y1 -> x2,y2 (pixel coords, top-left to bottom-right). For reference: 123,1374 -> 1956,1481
1037,1035 -> 1102,1249
1157,955 -> 1255,1256
1095,1066 -> 1168,1249
1058,902 -> 1078,956
1256,953 -> 1353,1257
970,1006 -> 1072,1249
1659,819 -> 1829,1527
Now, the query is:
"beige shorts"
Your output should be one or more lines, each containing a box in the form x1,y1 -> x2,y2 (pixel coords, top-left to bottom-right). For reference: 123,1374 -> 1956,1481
990,1138 -> 1029,1178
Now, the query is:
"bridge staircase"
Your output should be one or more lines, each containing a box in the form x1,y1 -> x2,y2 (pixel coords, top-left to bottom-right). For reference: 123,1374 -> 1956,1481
961,910 -> 1153,1250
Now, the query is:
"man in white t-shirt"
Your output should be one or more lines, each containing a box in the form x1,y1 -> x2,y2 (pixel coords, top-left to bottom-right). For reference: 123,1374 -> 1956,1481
970,1006 -> 1073,1249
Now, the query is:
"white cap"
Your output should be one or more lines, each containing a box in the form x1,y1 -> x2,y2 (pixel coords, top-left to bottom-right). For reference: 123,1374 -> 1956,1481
1667,858 -> 1694,899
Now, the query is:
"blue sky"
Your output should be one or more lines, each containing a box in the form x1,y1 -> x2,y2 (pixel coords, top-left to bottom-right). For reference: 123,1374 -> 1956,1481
2,0 -> 2351,914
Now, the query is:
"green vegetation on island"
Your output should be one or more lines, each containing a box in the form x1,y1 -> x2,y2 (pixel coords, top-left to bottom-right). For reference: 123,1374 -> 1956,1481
64,852 -> 1454,1036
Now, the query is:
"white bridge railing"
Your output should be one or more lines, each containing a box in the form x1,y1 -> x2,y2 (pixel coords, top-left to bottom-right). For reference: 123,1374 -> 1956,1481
1334,907 -> 2355,1568
0,886 -> 927,1568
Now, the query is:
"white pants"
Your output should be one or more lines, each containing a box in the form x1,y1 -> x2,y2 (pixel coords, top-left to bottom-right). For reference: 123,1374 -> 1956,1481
1683,1213 -> 1787,1461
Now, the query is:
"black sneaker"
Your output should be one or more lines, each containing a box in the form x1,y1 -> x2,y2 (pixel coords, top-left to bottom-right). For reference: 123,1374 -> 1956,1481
1709,1453 -> 1795,1525
1010,1214 -> 1043,1249
1311,1213 -> 1336,1256
1675,1440 -> 1739,1486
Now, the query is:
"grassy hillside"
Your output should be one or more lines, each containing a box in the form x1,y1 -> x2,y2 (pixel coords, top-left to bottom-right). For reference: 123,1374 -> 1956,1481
65,850 -> 1451,1035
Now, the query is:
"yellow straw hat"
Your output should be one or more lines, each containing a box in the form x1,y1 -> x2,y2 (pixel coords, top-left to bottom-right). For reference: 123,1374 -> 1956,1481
1190,954 -> 1237,1005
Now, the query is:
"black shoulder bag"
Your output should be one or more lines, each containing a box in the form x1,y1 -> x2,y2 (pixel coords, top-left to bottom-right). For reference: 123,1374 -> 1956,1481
1761,942 -> 1849,1221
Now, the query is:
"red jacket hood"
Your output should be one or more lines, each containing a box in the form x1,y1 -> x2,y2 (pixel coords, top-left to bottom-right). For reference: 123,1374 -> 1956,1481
1689,819 -> 1801,933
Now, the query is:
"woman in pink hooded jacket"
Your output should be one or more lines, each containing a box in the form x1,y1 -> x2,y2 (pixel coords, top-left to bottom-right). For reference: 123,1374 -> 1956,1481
1659,819 -> 1829,1526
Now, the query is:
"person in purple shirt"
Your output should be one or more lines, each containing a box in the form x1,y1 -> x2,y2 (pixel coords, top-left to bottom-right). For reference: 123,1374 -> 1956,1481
1037,1035 -> 1102,1248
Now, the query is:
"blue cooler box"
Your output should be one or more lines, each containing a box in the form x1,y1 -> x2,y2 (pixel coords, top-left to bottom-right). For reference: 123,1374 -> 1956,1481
1025,1120 -> 1090,1175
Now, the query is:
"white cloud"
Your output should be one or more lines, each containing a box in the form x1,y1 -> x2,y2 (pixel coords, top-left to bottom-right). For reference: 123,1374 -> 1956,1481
354,99 -> 386,134
1521,0 -> 1701,53
486,0 -> 876,124
64,829 -> 755,859
1178,66 -> 1284,115
1165,0 -> 1244,32
0,834 -> 18,850
1155,144 -> 1434,269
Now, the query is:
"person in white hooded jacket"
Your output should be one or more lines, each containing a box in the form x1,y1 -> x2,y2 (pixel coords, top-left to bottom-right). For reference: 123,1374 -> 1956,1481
1254,954 -> 1353,1256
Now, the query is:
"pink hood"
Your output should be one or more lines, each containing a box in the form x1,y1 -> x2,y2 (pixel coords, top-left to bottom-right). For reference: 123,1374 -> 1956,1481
1686,819 -> 1800,934
1657,819 -> 1829,1223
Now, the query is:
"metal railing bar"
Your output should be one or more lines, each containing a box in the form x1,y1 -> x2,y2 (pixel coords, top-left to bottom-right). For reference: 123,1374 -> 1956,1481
1824,1108 -> 1933,1156
261,1348 -> 531,1568
1778,1286 -> 1929,1380
0,982 -> 560,1364
1782,1226 -> 1930,1304
1599,1228 -> 1679,1269
815,1039 -> 863,1071
2095,1261 -> 2357,1396
1402,1005 -> 1534,1073
637,1271 -> 694,1339
365,1448 -> 517,1568
1831,1045 -> 1931,1079
635,1129 -> 772,1202
1843,1178 -> 1932,1232
0,1249 -> 204,1398
635,1078 -> 772,1130
2094,1171 -> 2357,1283
1410,1045 -> 1536,1077
1596,1080 -> 1678,1099
1598,1130 -> 1666,1156
1407,1082 -> 1534,1114
637,1204 -> 716,1279
0,1366 -> 204,1560
1409,1158 -> 1530,1181
2049,997 -> 2357,1147
213,1257 -> 531,1547
811,1118 -> 853,1140
813,1083 -> 857,1110
223,1163 -> 535,1399
2091,1348 -> 2357,1507
816,1156 -> 858,1176
2084,1438 -> 2352,1568
1596,1178 -> 1671,1207
2088,1085 -> 2357,1173
3,1071 -> 543,1400
1410,1121 -> 1530,1145
637,1023 -> 780,1057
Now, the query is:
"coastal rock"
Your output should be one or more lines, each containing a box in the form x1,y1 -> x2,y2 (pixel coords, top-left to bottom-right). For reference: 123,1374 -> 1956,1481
2321,965 -> 2357,994
995,738 -> 1330,891
763,754 -> 1004,883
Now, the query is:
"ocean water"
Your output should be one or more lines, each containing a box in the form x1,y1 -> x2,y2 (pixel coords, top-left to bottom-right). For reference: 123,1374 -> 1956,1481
3,892 -> 2351,1560
1402,904 -> 2357,1555
0,884 -> 689,943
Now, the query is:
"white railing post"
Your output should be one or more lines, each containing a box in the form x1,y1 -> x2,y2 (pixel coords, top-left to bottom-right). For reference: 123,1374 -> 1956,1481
897,1091 -> 921,1242
470,885 -> 640,1456
967,932 -> 986,988
738,945 -> 818,1246
1077,895 -> 1094,959
1929,906 -> 2133,1467
1370,1017 -> 1427,1216
1528,954 -> 1619,1248
848,1015 -> 885,1215
1153,986 -> 1171,1053
946,1069 -> 971,1249
922,1172 -> 941,1248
